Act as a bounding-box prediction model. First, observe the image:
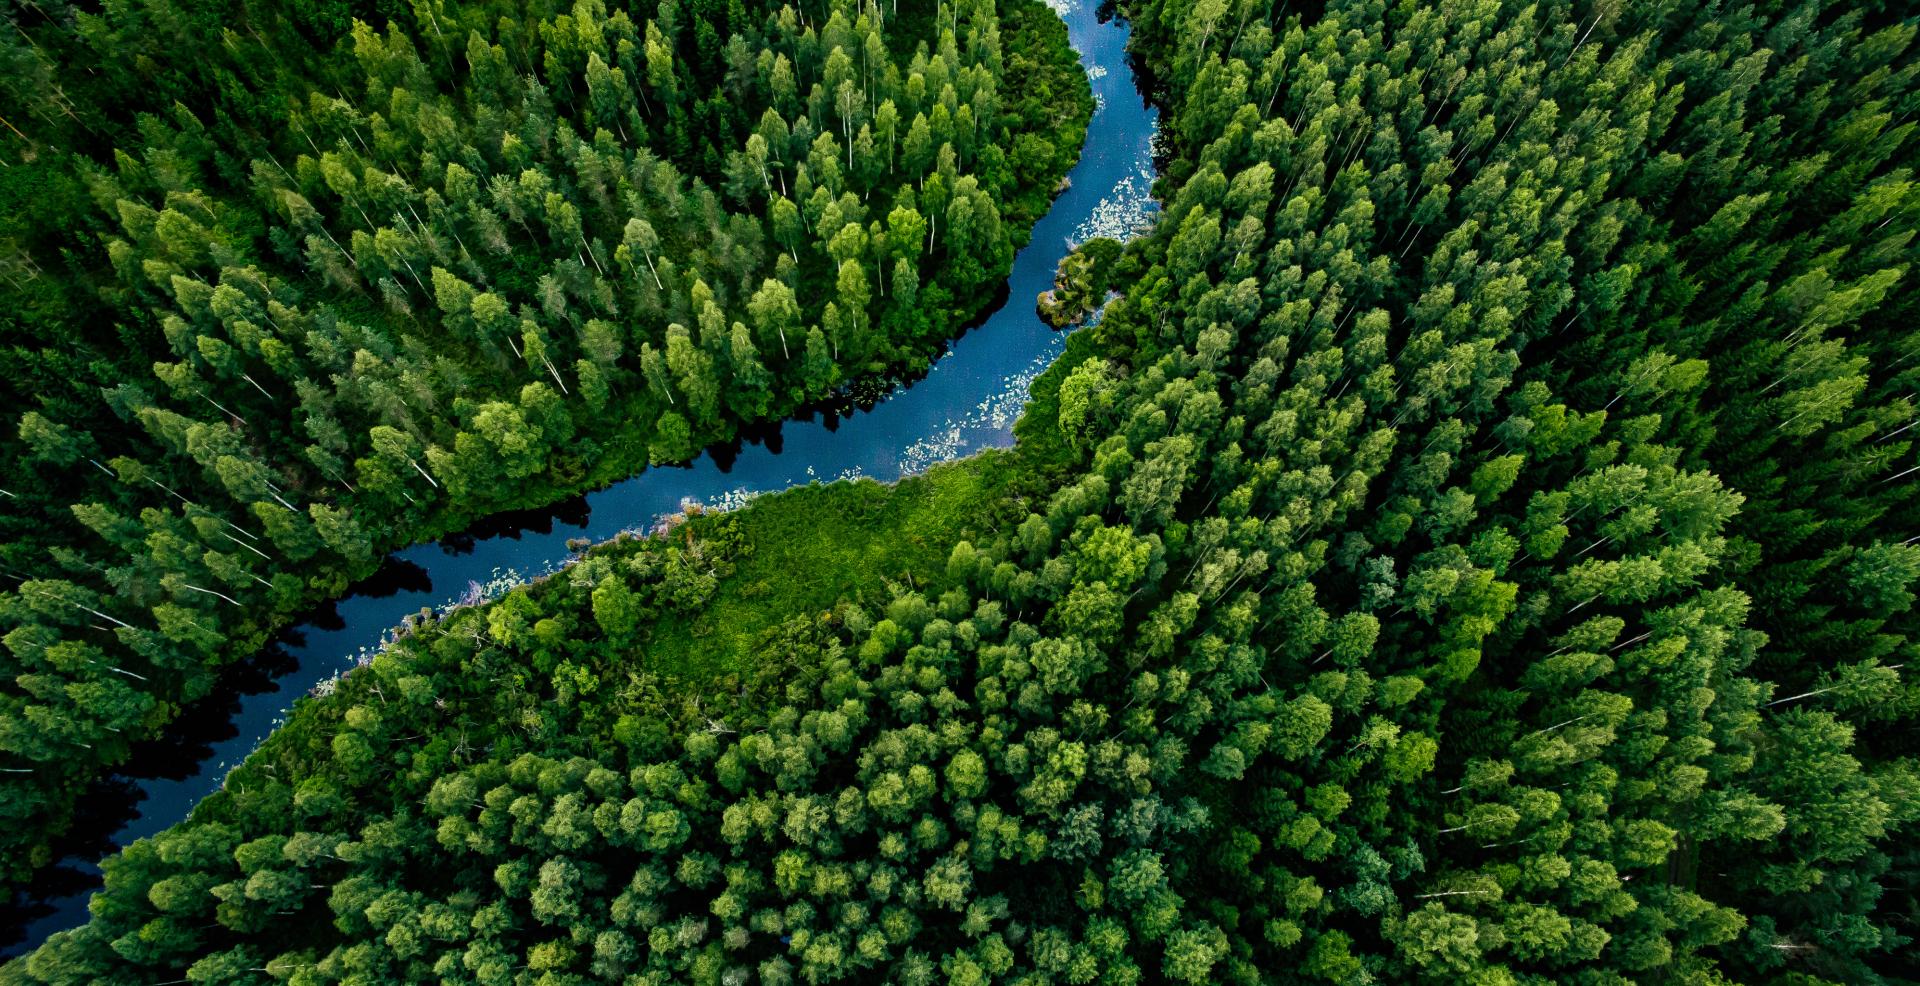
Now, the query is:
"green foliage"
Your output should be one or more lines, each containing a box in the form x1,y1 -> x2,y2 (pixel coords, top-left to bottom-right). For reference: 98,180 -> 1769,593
1038,236 -> 1124,327
0,0 -> 1093,887
8,0 -> 1920,985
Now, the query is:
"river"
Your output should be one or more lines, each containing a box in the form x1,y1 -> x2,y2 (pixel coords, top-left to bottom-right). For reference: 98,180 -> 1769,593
1,0 -> 1157,955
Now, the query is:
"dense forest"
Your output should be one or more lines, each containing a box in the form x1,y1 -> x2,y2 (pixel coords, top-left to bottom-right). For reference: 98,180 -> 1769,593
6,0 -> 1920,983
0,0 -> 1090,888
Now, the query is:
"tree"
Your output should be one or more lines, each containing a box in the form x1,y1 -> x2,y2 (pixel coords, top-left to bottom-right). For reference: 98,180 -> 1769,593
748,277 -> 800,359
728,322 -> 773,418
1395,904 -> 1482,974
801,326 -> 837,395
621,218 -> 664,289
467,400 -> 545,481
651,411 -> 694,465
593,576 -> 640,640
309,503 -> 374,568
19,411 -> 90,466
1120,434 -> 1197,529
664,324 -> 720,424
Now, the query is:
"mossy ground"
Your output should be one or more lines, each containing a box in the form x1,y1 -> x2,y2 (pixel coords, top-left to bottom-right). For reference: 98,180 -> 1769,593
623,320 -> 1096,679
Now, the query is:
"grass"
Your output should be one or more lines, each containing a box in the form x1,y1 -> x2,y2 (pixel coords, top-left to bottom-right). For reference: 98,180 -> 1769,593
623,317 -> 1099,679
570,0 -> 1105,682
211,0 -> 1098,791
634,450 -> 1041,677
1,0 -> 1101,945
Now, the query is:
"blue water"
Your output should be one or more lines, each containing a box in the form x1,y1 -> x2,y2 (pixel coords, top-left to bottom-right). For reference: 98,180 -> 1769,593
2,0 -> 1156,954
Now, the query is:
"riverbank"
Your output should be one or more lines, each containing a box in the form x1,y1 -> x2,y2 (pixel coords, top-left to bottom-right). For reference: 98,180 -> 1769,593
193,318 -> 1089,837
1,0 -> 1147,957
598,318 -> 1099,681
7,296 -> 1111,980
2,0 -> 1161,963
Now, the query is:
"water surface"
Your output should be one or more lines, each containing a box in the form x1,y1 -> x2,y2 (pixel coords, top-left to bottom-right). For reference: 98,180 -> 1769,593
2,0 -> 1157,953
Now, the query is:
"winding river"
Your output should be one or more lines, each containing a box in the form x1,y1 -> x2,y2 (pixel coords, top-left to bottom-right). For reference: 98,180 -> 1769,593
2,0 -> 1157,955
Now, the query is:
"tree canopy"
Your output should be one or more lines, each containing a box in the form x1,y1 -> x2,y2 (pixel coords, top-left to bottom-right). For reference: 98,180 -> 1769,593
0,0 -> 1091,891
5,0 -> 1920,983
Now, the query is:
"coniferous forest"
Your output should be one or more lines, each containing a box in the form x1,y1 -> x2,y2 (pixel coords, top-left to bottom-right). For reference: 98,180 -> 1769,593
3,0 -> 1919,983
0,0 -> 1087,893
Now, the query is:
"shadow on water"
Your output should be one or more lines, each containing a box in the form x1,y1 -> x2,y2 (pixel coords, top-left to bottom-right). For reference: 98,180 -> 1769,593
2,0 -> 1158,955
452,497 -> 595,546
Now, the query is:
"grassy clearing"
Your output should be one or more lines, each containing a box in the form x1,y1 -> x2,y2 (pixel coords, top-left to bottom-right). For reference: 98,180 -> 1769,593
625,322 -> 1097,679
631,442 -> 1060,679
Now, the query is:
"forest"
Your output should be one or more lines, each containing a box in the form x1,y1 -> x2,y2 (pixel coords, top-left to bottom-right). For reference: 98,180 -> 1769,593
4,0 -> 1920,983
0,0 -> 1089,890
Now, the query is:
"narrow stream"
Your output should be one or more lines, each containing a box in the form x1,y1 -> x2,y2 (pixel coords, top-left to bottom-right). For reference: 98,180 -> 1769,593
3,0 -> 1157,954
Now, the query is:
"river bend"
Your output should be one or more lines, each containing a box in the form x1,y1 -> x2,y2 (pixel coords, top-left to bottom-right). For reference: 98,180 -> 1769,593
3,0 -> 1157,953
